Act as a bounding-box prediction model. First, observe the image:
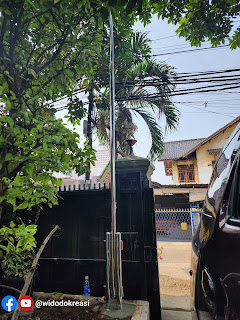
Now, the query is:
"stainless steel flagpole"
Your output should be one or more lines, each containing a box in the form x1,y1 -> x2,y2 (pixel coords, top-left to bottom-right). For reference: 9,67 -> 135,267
109,9 -> 116,300
106,11 -> 123,309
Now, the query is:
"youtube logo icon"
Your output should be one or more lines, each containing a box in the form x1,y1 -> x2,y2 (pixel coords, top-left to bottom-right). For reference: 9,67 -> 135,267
18,296 -> 34,311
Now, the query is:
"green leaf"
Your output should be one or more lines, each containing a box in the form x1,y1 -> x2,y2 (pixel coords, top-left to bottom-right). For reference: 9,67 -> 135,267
0,195 -> 5,204
25,0 -> 38,10
0,115 -> 14,127
2,81 -> 9,93
0,245 -> 8,251
16,202 -> 29,210
29,68 -> 37,77
5,153 -> 14,161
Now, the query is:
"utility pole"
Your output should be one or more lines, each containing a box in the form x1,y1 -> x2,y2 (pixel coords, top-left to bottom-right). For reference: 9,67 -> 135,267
85,89 -> 93,182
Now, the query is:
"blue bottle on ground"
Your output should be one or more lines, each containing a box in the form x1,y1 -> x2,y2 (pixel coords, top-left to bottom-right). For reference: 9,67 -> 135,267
83,275 -> 90,300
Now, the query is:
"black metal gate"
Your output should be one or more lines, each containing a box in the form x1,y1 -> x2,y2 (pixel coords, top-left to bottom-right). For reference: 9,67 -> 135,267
36,171 -> 160,319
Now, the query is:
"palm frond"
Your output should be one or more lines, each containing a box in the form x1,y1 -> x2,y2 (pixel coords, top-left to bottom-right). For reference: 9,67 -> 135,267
163,104 -> 180,133
130,31 -> 151,64
96,109 -> 110,145
97,129 -> 109,145
132,108 -> 165,161
94,47 -> 180,161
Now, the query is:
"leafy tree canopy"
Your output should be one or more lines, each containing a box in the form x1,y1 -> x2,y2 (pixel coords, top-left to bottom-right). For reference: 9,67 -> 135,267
0,0 -> 120,217
105,0 -> 240,49
0,0 -> 144,272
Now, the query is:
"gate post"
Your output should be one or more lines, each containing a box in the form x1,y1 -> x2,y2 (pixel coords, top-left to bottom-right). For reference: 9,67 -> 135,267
115,155 -> 161,320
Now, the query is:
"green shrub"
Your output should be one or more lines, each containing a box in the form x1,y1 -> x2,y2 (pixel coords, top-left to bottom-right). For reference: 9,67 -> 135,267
0,221 -> 37,279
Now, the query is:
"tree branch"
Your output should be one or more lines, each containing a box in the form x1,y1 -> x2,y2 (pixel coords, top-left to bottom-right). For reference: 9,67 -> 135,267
11,225 -> 60,320
26,33 -> 42,68
49,8 -> 63,34
38,39 -> 98,93
36,33 -> 67,73
0,285 -> 21,295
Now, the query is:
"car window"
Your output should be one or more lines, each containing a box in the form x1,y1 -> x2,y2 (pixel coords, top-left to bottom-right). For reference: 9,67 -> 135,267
207,127 -> 240,213
227,157 -> 240,223
219,162 -> 237,227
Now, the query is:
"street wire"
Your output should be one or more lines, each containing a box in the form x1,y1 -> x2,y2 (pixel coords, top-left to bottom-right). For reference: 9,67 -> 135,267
53,68 -> 240,108
151,45 -> 230,56
181,105 -> 237,118
150,35 -> 178,41
152,41 -> 212,52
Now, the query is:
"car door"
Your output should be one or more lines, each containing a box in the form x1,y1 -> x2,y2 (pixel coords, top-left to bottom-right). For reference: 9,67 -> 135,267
217,153 -> 240,320
195,126 -> 240,320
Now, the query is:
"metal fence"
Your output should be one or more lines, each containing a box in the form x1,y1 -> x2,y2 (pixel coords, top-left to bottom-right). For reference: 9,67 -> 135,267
155,208 -> 192,241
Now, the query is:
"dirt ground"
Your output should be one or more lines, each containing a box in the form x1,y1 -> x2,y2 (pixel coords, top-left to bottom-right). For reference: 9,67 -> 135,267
159,274 -> 190,296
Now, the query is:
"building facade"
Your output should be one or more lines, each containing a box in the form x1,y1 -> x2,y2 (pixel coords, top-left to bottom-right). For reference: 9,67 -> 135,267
154,116 -> 240,206
161,116 -> 240,186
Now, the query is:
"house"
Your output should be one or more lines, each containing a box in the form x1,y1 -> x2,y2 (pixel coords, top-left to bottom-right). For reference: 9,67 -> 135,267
58,145 -> 110,189
154,115 -> 240,206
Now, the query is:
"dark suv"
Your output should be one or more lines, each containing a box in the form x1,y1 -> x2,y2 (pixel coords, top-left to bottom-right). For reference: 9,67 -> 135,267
190,123 -> 240,320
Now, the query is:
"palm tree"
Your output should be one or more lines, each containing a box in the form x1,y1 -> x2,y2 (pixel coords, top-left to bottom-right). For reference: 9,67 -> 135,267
95,58 -> 180,161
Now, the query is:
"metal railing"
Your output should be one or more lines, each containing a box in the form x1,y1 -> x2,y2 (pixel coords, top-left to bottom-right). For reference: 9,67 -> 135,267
155,208 -> 193,241
58,183 -> 110,192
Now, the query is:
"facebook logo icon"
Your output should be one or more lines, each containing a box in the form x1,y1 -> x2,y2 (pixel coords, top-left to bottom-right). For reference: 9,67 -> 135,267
1,295 -> 18,312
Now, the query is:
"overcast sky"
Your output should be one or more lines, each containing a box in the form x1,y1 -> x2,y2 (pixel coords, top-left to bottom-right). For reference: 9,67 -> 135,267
55,14 -> 240,184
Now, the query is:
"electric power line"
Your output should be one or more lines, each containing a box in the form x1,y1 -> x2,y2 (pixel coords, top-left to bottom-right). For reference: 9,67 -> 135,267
54,83 -> 240,110
151,44 -> 230,56
152,41 -> 212,52
182,105 -> 237,118
53,68 -> 240,107
150,35 -> 178,41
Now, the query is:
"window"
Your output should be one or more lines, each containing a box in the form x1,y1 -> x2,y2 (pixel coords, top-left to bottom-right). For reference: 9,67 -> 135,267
178,165 -> 195,183
227,158 -> 240,223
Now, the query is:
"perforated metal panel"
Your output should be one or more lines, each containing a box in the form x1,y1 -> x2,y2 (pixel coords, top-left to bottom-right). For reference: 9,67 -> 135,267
155,209 -> 192,241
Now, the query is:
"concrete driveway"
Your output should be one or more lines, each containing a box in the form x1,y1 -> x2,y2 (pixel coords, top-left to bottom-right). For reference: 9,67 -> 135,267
161,310 -> 191,320
157,241 -> 192,319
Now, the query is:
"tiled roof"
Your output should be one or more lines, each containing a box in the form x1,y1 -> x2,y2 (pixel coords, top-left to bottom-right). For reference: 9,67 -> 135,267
151,181 -> 208,188
160,138 -> 205,160
160,116 -> 240,161
181,115 -> 240,158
